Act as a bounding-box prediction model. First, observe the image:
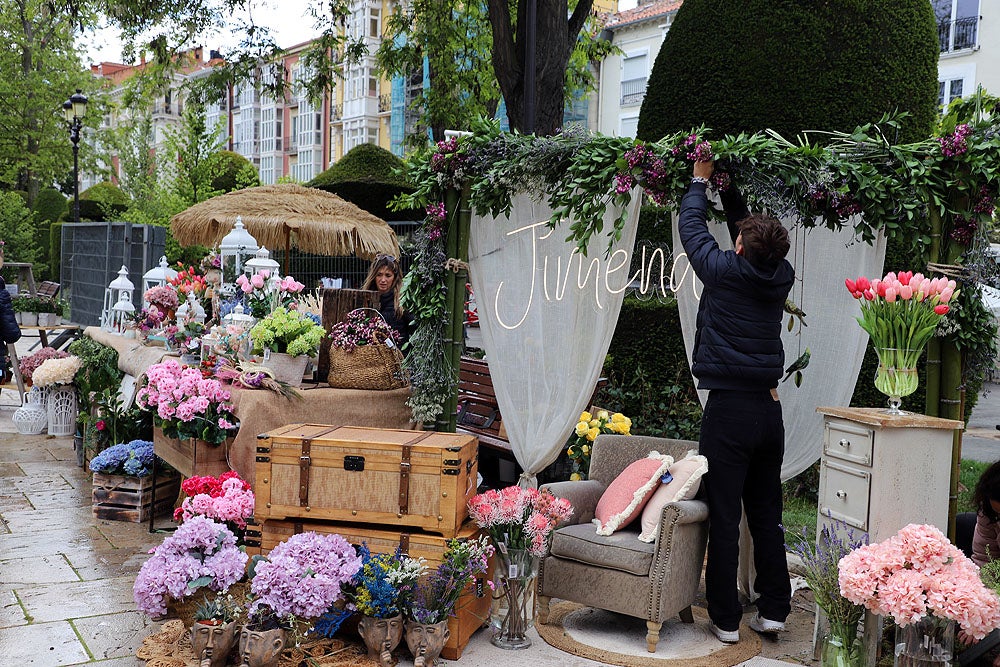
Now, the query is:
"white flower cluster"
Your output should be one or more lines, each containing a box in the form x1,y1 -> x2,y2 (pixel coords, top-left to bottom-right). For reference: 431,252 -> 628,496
31,355 -> 82,387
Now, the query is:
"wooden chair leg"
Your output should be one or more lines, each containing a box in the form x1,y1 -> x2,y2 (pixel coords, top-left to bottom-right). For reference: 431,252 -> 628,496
679,605 -> 694,623
537,595 -> 551,625
646,620 -> 662,653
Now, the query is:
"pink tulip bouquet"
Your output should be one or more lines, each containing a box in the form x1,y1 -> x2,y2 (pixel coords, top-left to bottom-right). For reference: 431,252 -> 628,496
838,523 -> 1000,640
235,270 -> 305,319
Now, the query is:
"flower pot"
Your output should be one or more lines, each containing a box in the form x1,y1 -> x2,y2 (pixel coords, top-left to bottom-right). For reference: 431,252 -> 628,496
37,312 -> 53,327
894,614 -> 954,666
14,311 -> 21,324
490,547 -> 539,650
261,352 -> 309,387
21,312 -> 37,327
13,405 -> 47,435
73,431 -> 85,467
91,471 -> 181,523
404,619 -> 450,667
358,614 -> 403,667
191,620 -> 239,667
874,347 -> 920,414
46,384 -> 77,436
237,626 -> 286,667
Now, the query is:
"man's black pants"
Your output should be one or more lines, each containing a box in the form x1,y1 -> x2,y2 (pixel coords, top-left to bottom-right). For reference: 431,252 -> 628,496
700,388 -> 791,631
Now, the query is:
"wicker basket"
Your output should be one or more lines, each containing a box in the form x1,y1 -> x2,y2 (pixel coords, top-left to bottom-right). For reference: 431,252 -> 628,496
327,343 -> 407,390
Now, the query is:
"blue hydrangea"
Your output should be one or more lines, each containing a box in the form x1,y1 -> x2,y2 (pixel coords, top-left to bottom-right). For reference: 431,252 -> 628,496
90,439 -> 157,477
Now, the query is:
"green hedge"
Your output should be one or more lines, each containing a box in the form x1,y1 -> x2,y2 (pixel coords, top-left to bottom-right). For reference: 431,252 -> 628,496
209,150 -> 260,193
78,182 -> 129,221
637,0 -> 939,143
308,143 -> 420,221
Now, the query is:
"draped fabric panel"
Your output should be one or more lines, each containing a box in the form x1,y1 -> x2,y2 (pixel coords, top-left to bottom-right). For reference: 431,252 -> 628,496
671,207 -> 887,481
468,193 -> 642,486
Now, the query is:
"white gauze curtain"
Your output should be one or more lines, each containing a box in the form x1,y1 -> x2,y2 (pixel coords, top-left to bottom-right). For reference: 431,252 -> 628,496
671,206 -> 887,480
468,192 -> 642,486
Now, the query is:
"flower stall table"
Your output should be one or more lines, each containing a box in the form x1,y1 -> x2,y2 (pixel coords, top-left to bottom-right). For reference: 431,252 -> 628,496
815,406 -> 963,665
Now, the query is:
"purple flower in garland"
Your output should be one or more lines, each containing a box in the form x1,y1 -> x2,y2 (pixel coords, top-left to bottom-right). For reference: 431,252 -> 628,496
426,202 -> 447,223
938,123 -> 972,157
950,215 -> 978,246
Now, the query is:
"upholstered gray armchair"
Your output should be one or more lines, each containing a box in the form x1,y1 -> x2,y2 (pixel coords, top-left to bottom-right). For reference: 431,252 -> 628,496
537,434 -> 709,653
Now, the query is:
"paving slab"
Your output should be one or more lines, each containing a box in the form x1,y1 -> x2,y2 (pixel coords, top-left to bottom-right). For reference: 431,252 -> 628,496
73,611 -> 159,661
0,587 -> 28,629
18,576 -> 140,623
2,505 -> 96,533
0,526 -> 112,560
22,488 -> 93,511
0,620 -> 90,666
0,554 -> 80,586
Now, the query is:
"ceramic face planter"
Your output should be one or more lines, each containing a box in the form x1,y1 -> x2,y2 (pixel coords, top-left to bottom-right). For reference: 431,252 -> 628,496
238,626 -> 286,667
404,619 -> 450,667
357,614 -> 403,667
191,621 -> 238,667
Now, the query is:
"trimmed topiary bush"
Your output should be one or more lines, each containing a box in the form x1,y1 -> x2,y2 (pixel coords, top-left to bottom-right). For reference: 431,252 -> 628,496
307,143 -> 420,221
638,0 -> 939,143
208,150 -> 260,193
32,188 -> 68,279
78,182 -> 129,221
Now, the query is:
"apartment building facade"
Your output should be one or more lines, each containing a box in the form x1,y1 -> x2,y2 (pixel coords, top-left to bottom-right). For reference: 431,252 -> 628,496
935,0 -> 996,106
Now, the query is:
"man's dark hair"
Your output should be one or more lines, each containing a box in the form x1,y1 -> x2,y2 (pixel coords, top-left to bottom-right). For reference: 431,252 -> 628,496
975,460 -> 1000,522
738,215 -> 790,267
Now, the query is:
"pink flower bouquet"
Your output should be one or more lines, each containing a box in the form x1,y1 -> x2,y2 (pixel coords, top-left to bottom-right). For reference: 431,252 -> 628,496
174,471 -> 254,529
136,359 -> 238,445
18,347 -> 68,385
467,486 -> 573,556
838,523 -> 1000,639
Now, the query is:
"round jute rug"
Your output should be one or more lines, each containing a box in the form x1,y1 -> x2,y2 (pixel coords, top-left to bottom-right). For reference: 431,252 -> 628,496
535,603 -> 761,667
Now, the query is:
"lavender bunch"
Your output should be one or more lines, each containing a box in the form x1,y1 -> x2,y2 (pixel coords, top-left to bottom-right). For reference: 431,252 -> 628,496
787,522 -> 867,633
405,536 -> 492,624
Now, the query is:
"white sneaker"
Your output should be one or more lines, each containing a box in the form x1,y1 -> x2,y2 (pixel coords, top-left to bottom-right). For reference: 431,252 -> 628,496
709,622 -> 740,643
748,613 -> 785,634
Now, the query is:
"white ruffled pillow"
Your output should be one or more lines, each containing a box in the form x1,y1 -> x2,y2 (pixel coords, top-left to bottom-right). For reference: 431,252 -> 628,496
638,451 -> 708,543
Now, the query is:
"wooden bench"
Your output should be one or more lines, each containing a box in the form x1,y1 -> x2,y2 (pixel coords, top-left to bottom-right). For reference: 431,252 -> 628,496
456,356 -> 607,487
36,281 -> 60,299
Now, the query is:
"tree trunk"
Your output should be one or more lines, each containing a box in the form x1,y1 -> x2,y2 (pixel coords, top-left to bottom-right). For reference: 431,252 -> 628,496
487,0 -> 593,135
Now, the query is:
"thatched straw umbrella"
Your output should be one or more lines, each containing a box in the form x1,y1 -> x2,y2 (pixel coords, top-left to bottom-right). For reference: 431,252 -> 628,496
170,184 -> 400,262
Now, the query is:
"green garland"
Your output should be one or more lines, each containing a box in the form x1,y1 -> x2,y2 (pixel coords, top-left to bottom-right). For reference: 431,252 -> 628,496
395,100 -> 1000,425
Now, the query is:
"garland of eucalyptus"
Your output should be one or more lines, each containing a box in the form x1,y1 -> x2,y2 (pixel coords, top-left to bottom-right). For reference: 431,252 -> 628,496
396,99 -> 1000,426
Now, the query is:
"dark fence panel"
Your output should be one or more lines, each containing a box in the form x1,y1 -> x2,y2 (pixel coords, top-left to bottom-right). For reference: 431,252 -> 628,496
61,223 -> 166,326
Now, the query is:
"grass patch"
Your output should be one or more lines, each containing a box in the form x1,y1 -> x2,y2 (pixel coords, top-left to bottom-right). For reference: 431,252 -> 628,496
782,494 -> 818,545
958,458 -> 989,513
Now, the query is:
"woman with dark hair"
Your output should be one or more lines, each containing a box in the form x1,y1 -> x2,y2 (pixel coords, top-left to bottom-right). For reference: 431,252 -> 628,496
362,254 -> 414,349
970,460 -> 1000,567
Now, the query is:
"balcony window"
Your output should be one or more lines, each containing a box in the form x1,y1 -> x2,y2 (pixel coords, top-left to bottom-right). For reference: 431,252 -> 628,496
935,0 -> 979,52
621,53 -> 648,106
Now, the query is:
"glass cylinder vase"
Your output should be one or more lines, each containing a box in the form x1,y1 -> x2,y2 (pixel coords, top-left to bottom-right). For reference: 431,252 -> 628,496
894,615 -> 954,667
874,347 -> 920,415
821,622 -> 863,667
490,547 -> 539,650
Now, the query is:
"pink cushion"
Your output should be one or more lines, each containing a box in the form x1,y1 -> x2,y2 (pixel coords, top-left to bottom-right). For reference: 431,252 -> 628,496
638,452 -> 709,543
593,453 -> 674,536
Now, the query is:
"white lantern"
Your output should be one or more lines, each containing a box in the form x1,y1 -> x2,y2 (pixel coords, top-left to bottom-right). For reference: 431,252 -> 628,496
222,303 -> 255,334
111,292 -> 135,334
141,256 -> 178,305
101,265 -> 135,332
243,246 -> 281,284
175,291 -> 206,324
219,216 -> 258,297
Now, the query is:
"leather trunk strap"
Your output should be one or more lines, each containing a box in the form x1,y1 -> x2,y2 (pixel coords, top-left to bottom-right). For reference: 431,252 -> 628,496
299,439 -> 312,506
399,431 -> 434,515
398,532 -> 410,556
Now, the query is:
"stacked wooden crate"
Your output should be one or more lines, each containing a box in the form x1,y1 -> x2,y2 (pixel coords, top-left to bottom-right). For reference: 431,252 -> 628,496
249,423 -> 487,660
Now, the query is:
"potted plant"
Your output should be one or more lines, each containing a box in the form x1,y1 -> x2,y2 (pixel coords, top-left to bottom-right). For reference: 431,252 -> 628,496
133,516 -> 248,619
243,531 -> 361,667
135,359 -> 238,477
14,295 -> 37,326
191,593 -> 243,667
168,319 -> 206,364
235,272 -> 305,319
340,545 -> 425,667
11,294 -> 29,325
144,285 -> 180,321
68,338 -> 124,463
36,297 -> 57,327
18,347 -> 68,387
89,438 -> 180,523
248,308 -> 324,387
402,537 -> 492,667
327,309 -> 406,390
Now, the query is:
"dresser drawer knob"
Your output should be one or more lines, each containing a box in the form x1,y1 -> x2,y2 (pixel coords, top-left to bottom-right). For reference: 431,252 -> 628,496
838,438 -> 850,448
836,490 -> 848,499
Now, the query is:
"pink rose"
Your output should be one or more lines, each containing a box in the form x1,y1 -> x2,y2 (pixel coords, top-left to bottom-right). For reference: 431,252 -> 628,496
250,274 -> 265,289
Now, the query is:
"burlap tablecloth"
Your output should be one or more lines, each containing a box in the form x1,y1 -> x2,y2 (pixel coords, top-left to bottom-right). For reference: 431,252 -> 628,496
227,385 -> 415,482
84,326 -> 178,377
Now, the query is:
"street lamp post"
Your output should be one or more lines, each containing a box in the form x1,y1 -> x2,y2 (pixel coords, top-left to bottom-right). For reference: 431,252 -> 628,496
62,89 -> 88,223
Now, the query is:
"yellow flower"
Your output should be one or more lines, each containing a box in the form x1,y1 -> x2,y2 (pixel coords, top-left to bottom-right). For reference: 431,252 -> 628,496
607,422 -> 622,434
570,472 -> 583,482
575,421 -> 589,437
586,427 -> 600,441
597,410 -> 610,422
589,419 -> 600,428
611,412 -> 626,423
567,446 -> 575,456
581,444 -> 590,455
580,411 -> 592,422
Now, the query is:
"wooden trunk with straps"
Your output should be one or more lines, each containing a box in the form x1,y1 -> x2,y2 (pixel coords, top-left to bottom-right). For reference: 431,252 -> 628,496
254,424 -> 479,537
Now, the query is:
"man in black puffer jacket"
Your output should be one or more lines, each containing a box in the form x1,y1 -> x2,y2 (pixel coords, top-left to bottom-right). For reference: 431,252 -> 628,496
0,277 -> 22,383
678,159 -> 794,644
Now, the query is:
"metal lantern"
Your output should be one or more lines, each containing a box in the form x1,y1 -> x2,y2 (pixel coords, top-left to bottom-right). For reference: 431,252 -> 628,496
110,291 -> 136,334
101,265 -> 135,332
200,329 -> 222,362
243,246 -> 281,283
175,291 -> 206,324
219,216 -> 259,297
142,256 -> 178,305
222,303 -> 255,334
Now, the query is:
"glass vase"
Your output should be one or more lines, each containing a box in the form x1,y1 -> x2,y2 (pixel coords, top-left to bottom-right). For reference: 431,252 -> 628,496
490,546 -> 539,650
821,622 -> 863,667
874,347 -> 920,415
894,615 -> 954,666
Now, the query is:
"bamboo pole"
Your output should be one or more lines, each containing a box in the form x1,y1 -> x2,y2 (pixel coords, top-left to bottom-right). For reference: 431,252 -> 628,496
446,185 -> 472,433
924,208 -> 943,417
438,188 -> 462,433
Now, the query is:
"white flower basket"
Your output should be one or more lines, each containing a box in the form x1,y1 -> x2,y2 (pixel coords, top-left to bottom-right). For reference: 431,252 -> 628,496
26,386 -> 49,410
46,384 -> 77,436
13,405 -> 47,435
